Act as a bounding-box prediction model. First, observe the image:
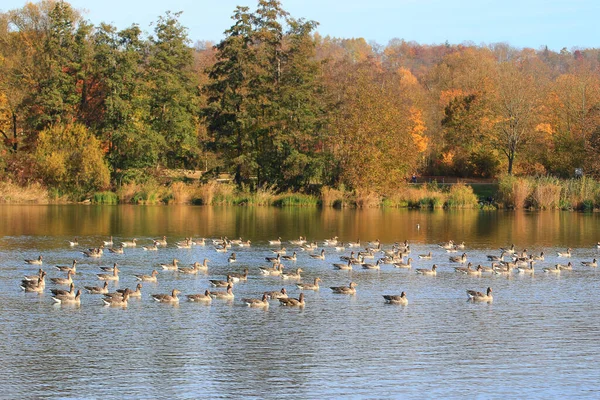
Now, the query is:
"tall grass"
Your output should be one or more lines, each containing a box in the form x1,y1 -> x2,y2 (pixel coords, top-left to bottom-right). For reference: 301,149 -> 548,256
531,177 -> 561,209
0,182 -> 49,204
93,191 -> 118,204
168,182 -> 194,205
354,190 -> 381,208
498,175 -> 532,209
320,186 -> 347,208
274,193 -> 319,207
445,183 -> 479,208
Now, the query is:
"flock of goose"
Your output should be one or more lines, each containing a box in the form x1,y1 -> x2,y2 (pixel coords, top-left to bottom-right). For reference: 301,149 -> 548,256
18,235 -> 598,308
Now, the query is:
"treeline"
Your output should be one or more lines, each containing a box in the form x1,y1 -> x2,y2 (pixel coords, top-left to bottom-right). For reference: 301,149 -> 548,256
1,0 -> 600,200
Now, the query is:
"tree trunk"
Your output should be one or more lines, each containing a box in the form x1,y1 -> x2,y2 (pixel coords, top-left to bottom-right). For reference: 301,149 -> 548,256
12,112 -> 18,152
507,153 -> 514,175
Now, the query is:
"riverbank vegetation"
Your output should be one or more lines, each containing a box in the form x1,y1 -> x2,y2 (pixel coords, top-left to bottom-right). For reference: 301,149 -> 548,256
1,1 -> 600,209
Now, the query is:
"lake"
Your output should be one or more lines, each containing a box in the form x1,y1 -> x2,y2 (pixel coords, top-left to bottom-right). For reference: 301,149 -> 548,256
1,205 -> 600,398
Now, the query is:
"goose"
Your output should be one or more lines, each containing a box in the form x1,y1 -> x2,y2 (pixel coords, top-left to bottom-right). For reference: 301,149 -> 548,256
84,281 -> 109,294
309,249 -> 326,260
347,239 -> 361,248
281,252 -> 297,261
50,270 -> 75,285
487,251 -> 505,262
242,293 -> 270,308
557,248 -> 572,257
446,246 -> 458,253
186,290 -> 212,303
332,260 -> 353,270
55,260 -> 77,273
581,258 -> 597,267
210,284 -> 234,300
465,265 -> 483,276
324,236 -> 339,246
493,263 -> 512,275
142,242 -> 159,251
334,243 -> 346,251
268,237 -> 282,246
99,262 -> 120,272
438,240 -> 454,250
259,263 -> 283,276
340,252 -> 357,262
229,268 -> 249,282
301,242 -> 318,251
281,268 -> 303,280
558,262 -> 573,271
272,248 -> 287,255
20,277 -> 46,292
228,253 -> 237,263
466,287 -> 493,302
454,262 -> 473,274
50,283 -> 76,298
278,292 -> 305,307
416,265 -> 437,276
238,240 -> 251,247
160,259 -> 179,271
68,238 -> 79,247
532,252 -> 545,261
134,270 -> 159,282
330,282 -> 357,295
455,241 -> 466,249
115,283 -> 143,298
362,259 -> 382,270
154,236 -> 168,246
266,288 -> 288,299
194,238 -> 206,246
418,252 -> 432,260
265,254 -> 281,263
121,238 -> 137,247
209,275 -> 234,287
177,261 -> 206,275
103,236 -> 113,246
102,289 -> 130,307
229,237 -> 243,245
108,246 -> 124,254
24,255 -> 43,265
499,244 -> 515,254
289,236 -> 306,246
97,265 -> 119,281
177,238 -> 194,249
393,258 -> 412,269
151,289 -> 181,303
383,292 -> 408,305
449,253 -> 468,263
543,265 -> 561,274
597,241 -> 600,249
516,261 -> 535,274
23,269 -> 45,282
358,248 -> 375,259
296,277 -> 321,291
82,247 -> 103,258
52,289 -> 81,305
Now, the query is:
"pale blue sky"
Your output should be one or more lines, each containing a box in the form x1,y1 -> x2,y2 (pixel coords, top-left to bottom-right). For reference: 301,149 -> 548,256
2,0 -> 598,50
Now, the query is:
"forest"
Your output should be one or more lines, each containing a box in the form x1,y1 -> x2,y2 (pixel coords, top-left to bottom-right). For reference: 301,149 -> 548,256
1,0 -> 600,204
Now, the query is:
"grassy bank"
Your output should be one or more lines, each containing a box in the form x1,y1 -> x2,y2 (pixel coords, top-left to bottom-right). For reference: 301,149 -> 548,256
7,177 -> 600,210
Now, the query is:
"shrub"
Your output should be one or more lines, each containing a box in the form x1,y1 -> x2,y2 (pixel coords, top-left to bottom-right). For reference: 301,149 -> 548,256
93,191 -> 118,204
445,183 -> 479,208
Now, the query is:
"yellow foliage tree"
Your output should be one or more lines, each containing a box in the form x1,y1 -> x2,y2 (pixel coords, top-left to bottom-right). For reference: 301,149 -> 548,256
35,123 -> 110,194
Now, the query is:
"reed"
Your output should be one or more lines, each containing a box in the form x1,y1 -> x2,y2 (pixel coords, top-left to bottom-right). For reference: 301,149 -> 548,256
354,190 -> 381,208
0,182 -> 49,204
445,182 -> 479,208
320,186 -> 347,208
531,177 -> 561,209
168,182 -> 194,205
498,175 -> 532,209
92,191 -> 118,204
274,193 -> 319,207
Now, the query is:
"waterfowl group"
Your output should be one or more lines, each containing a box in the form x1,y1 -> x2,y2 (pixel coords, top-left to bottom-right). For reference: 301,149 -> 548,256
16,234 -> 598,314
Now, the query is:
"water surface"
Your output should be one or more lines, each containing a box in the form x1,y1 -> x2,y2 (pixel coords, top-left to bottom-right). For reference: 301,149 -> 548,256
1,205 -> 599,398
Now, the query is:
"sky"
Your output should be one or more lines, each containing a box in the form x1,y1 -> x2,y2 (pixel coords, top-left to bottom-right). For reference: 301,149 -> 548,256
2,0 -> 598,50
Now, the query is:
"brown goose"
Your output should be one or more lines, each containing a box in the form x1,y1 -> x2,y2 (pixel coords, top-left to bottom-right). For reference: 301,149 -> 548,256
241,293 -> 270,308
84,281 -> 109,294
55,260 -> 77,273
296,277 -> 321,291
210,284 -> 234,300
265,288 -> 288,299
24,255 -> 43,265
330,282 -> 357,295
52,289 -> 81,305
50,270 -> 75,285
467,287 -> 493,302
229,268 -> 249,282
383,292 -> 408,305
278,292 -> 305,307
102,289 -> 130,307
96,265 -> 119,281
186,290 -> 212,303
134,270 -> 159,282
50,283 -> 76,298
416,265 -> 437,276
151,289 -> 181,303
